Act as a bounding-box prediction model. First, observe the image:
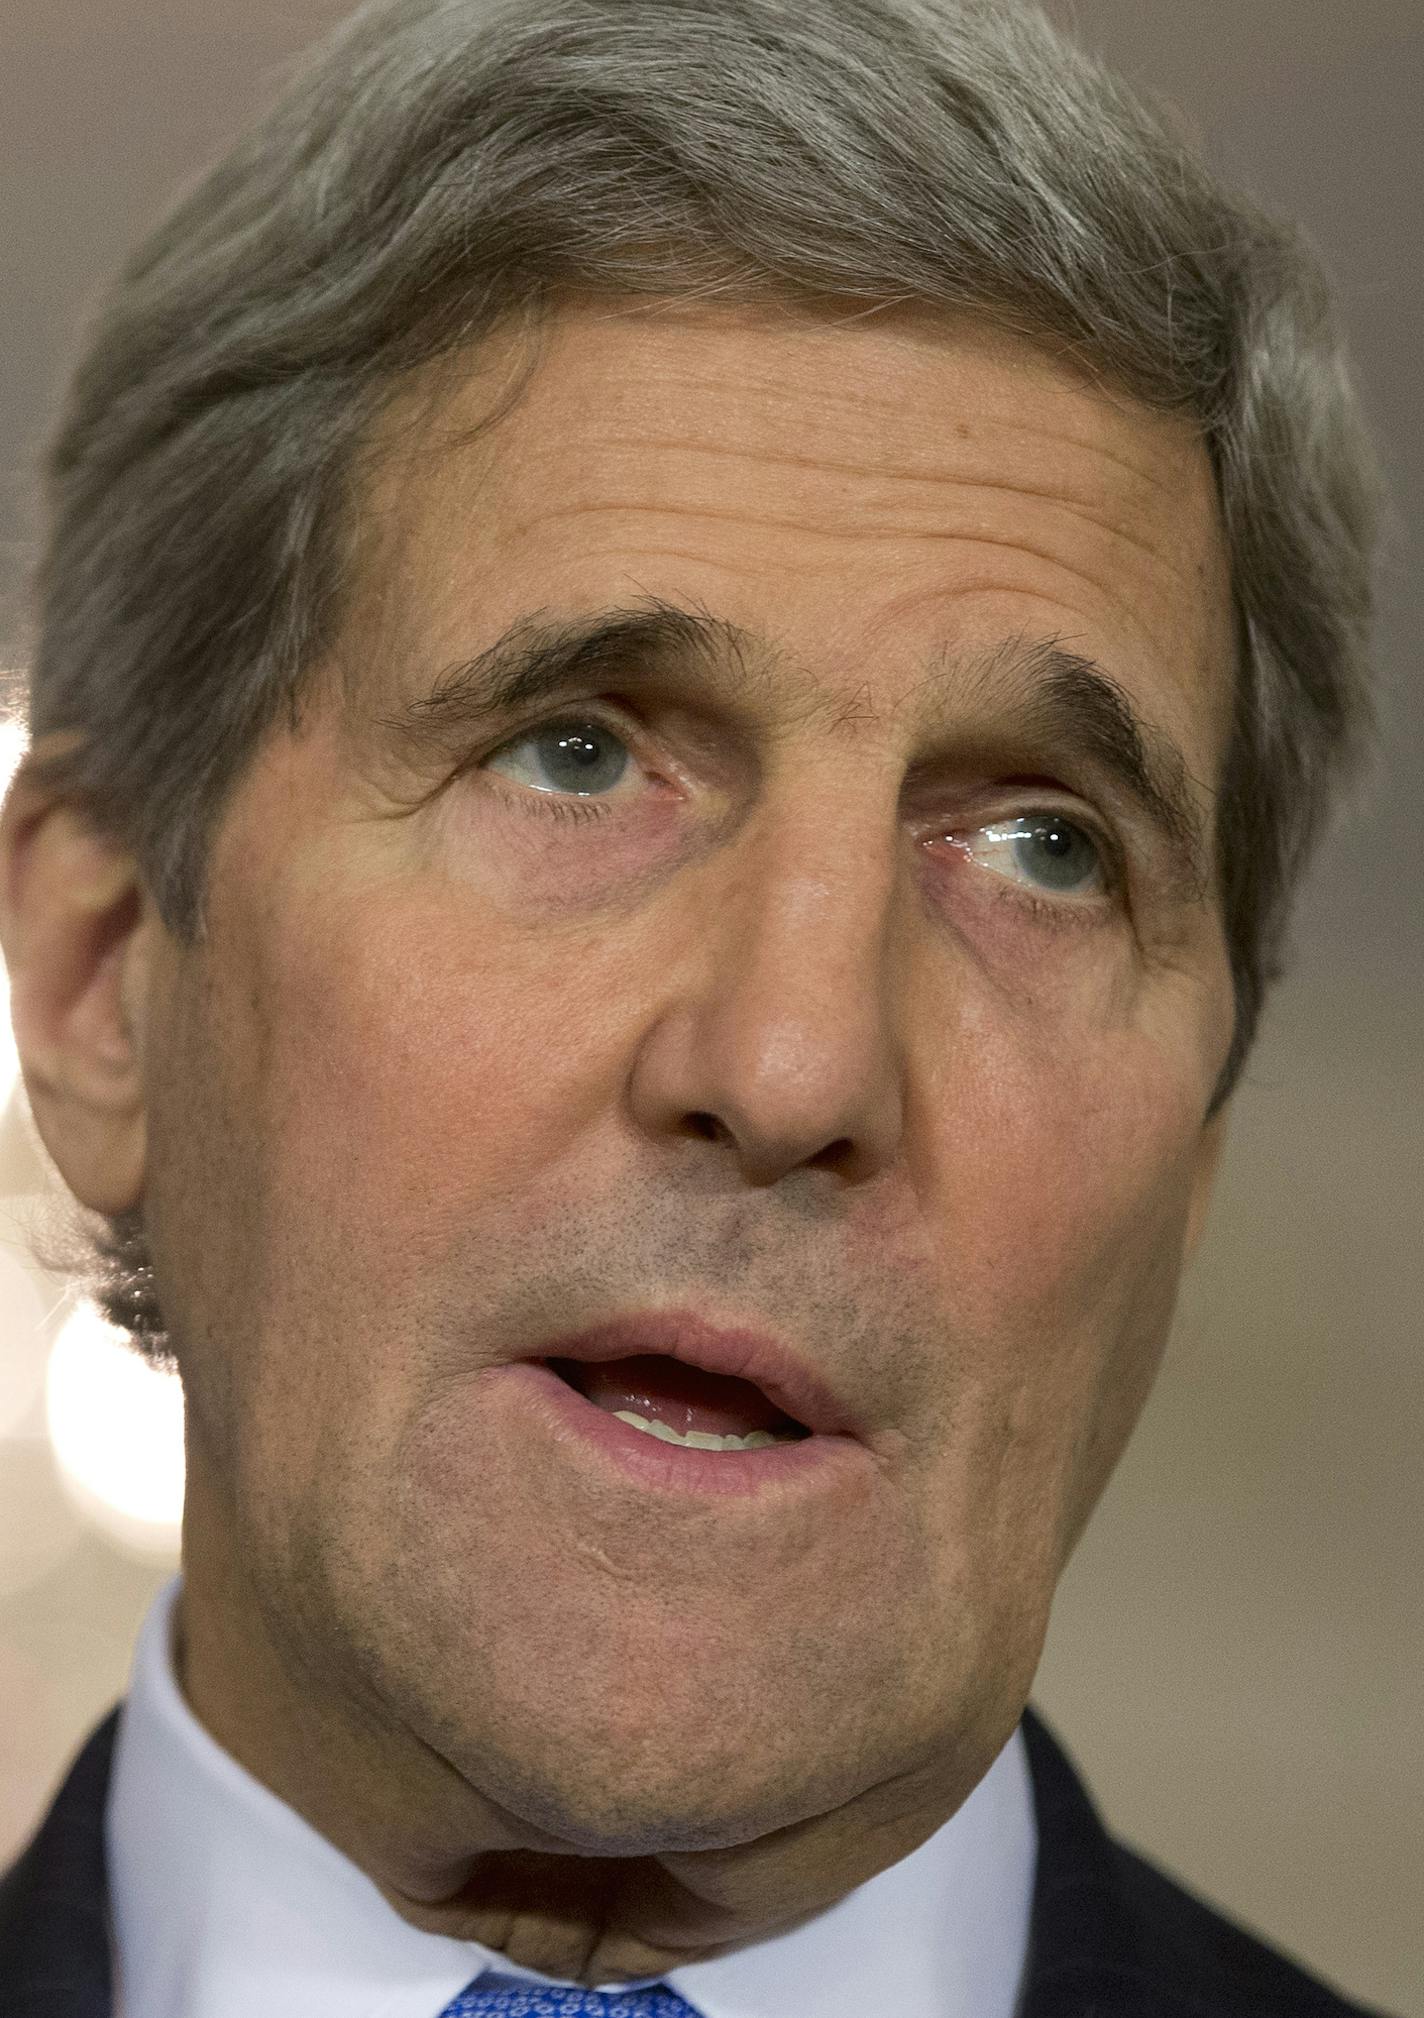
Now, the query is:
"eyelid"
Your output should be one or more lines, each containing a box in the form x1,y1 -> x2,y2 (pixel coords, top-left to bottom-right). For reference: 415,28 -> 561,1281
940,803 -> 1125,897
481,700 -> 654,772
933,820 -> 1117,937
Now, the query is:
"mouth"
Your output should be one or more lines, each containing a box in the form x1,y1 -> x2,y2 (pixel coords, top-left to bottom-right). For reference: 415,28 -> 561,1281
544,1354 -> 813,1450
522,1308 -> 860,1448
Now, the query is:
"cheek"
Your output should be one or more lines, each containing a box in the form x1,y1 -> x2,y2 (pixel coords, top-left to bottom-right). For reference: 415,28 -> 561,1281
183,873 -> 630,1532
246,877 -> 631,1298
927,979 -> 1211,1328
905,1008 -> 1208,1541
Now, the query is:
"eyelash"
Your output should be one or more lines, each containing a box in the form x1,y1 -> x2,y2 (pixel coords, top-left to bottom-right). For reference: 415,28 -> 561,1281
481,714 -> 1124,929
985,876 -> 1114,935
524,794 -> 618,828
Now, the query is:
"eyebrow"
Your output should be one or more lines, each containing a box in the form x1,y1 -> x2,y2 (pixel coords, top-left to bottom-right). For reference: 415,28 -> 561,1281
928,631 -> 1212,895
372,598 -> 1212,894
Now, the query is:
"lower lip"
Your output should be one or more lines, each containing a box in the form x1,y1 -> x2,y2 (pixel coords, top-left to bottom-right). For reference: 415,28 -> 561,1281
501,1360 -> 863,1499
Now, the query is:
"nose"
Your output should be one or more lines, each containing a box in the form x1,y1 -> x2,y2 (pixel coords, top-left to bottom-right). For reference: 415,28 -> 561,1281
625,804 -> 908,1188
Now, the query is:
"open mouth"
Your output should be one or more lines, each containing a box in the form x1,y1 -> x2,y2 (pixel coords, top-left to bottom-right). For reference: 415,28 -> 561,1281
544,1353 -> 813,1450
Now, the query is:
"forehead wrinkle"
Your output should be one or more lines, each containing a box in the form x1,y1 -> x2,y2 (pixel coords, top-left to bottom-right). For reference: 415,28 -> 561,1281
617,412 -> 1188,501
509,497 -> 1185,669
509,497 -> 1165,577
553,434 -> 1192,586
578,423 -> 1182,497
573,331 -> 1201,496
350,308 -> 1230,780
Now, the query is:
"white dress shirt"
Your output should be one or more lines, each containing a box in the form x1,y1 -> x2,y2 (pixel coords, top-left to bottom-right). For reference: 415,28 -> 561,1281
106,1578 -> 1036,2018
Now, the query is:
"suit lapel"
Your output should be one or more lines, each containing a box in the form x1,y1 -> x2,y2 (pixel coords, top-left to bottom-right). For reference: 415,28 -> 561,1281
1017,1706 -> 1154,2016
0,1709 -> 118,2018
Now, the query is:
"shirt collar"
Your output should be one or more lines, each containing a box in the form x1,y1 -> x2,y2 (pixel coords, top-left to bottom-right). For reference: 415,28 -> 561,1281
107,1577 -> 1036,2018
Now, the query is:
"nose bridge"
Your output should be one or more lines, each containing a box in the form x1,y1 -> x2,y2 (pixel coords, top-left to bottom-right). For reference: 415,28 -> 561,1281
634,781 -> 910,1185
730,806 -> 901,1031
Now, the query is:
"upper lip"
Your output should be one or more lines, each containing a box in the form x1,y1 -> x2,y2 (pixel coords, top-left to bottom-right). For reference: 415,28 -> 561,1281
525,1308 -> 861,1439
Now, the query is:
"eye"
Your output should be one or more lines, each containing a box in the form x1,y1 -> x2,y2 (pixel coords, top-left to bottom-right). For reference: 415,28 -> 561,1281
951,814 -> 1111,901
483,718 -> 634,805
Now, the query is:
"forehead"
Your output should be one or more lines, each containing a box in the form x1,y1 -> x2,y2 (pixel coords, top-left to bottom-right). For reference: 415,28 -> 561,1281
343,296 -> 1235,770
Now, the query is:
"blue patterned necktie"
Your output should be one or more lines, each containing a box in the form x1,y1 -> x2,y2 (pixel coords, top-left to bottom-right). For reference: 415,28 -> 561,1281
439,1978 -> 702,2015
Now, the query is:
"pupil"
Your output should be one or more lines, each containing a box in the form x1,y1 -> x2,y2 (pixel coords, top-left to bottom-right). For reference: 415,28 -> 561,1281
1016,818 -> 1096,892
542,724 -> 626,794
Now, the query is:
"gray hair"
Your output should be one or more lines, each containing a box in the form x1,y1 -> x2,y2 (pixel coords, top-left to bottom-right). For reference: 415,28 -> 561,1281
12,0 -> 1381,1358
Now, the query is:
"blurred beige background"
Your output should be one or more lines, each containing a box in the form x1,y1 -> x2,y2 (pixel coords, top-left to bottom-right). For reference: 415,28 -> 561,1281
0,2 -> 1419,2012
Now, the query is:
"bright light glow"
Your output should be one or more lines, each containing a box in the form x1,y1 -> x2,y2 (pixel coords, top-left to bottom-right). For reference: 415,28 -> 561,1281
0,1441 -> 82,1598
0,717 -> 25,797
0,961 -> 16,1110
46,1299 -> 184,1557
0,714 -> 29,1108
0,1234 -> 51,1439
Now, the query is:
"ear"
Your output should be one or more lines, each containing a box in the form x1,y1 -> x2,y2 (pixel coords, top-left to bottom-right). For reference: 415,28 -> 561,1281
1182,1104 -> 1229,1266
0,740 -> 157,1216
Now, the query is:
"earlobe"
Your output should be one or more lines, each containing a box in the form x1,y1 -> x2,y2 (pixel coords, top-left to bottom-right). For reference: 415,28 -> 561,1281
0,759 -> 153,1215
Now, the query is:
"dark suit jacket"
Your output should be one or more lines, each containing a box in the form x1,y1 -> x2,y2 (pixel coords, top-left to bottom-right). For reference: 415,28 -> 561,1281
0,1704 -> 1396,2016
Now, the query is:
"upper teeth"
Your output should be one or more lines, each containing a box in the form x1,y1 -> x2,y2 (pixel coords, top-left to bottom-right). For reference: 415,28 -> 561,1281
612,1410 -> 799,1451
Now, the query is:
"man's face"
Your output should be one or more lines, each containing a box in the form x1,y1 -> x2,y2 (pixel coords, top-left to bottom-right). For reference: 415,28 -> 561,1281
134,299 -> 1234,1958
